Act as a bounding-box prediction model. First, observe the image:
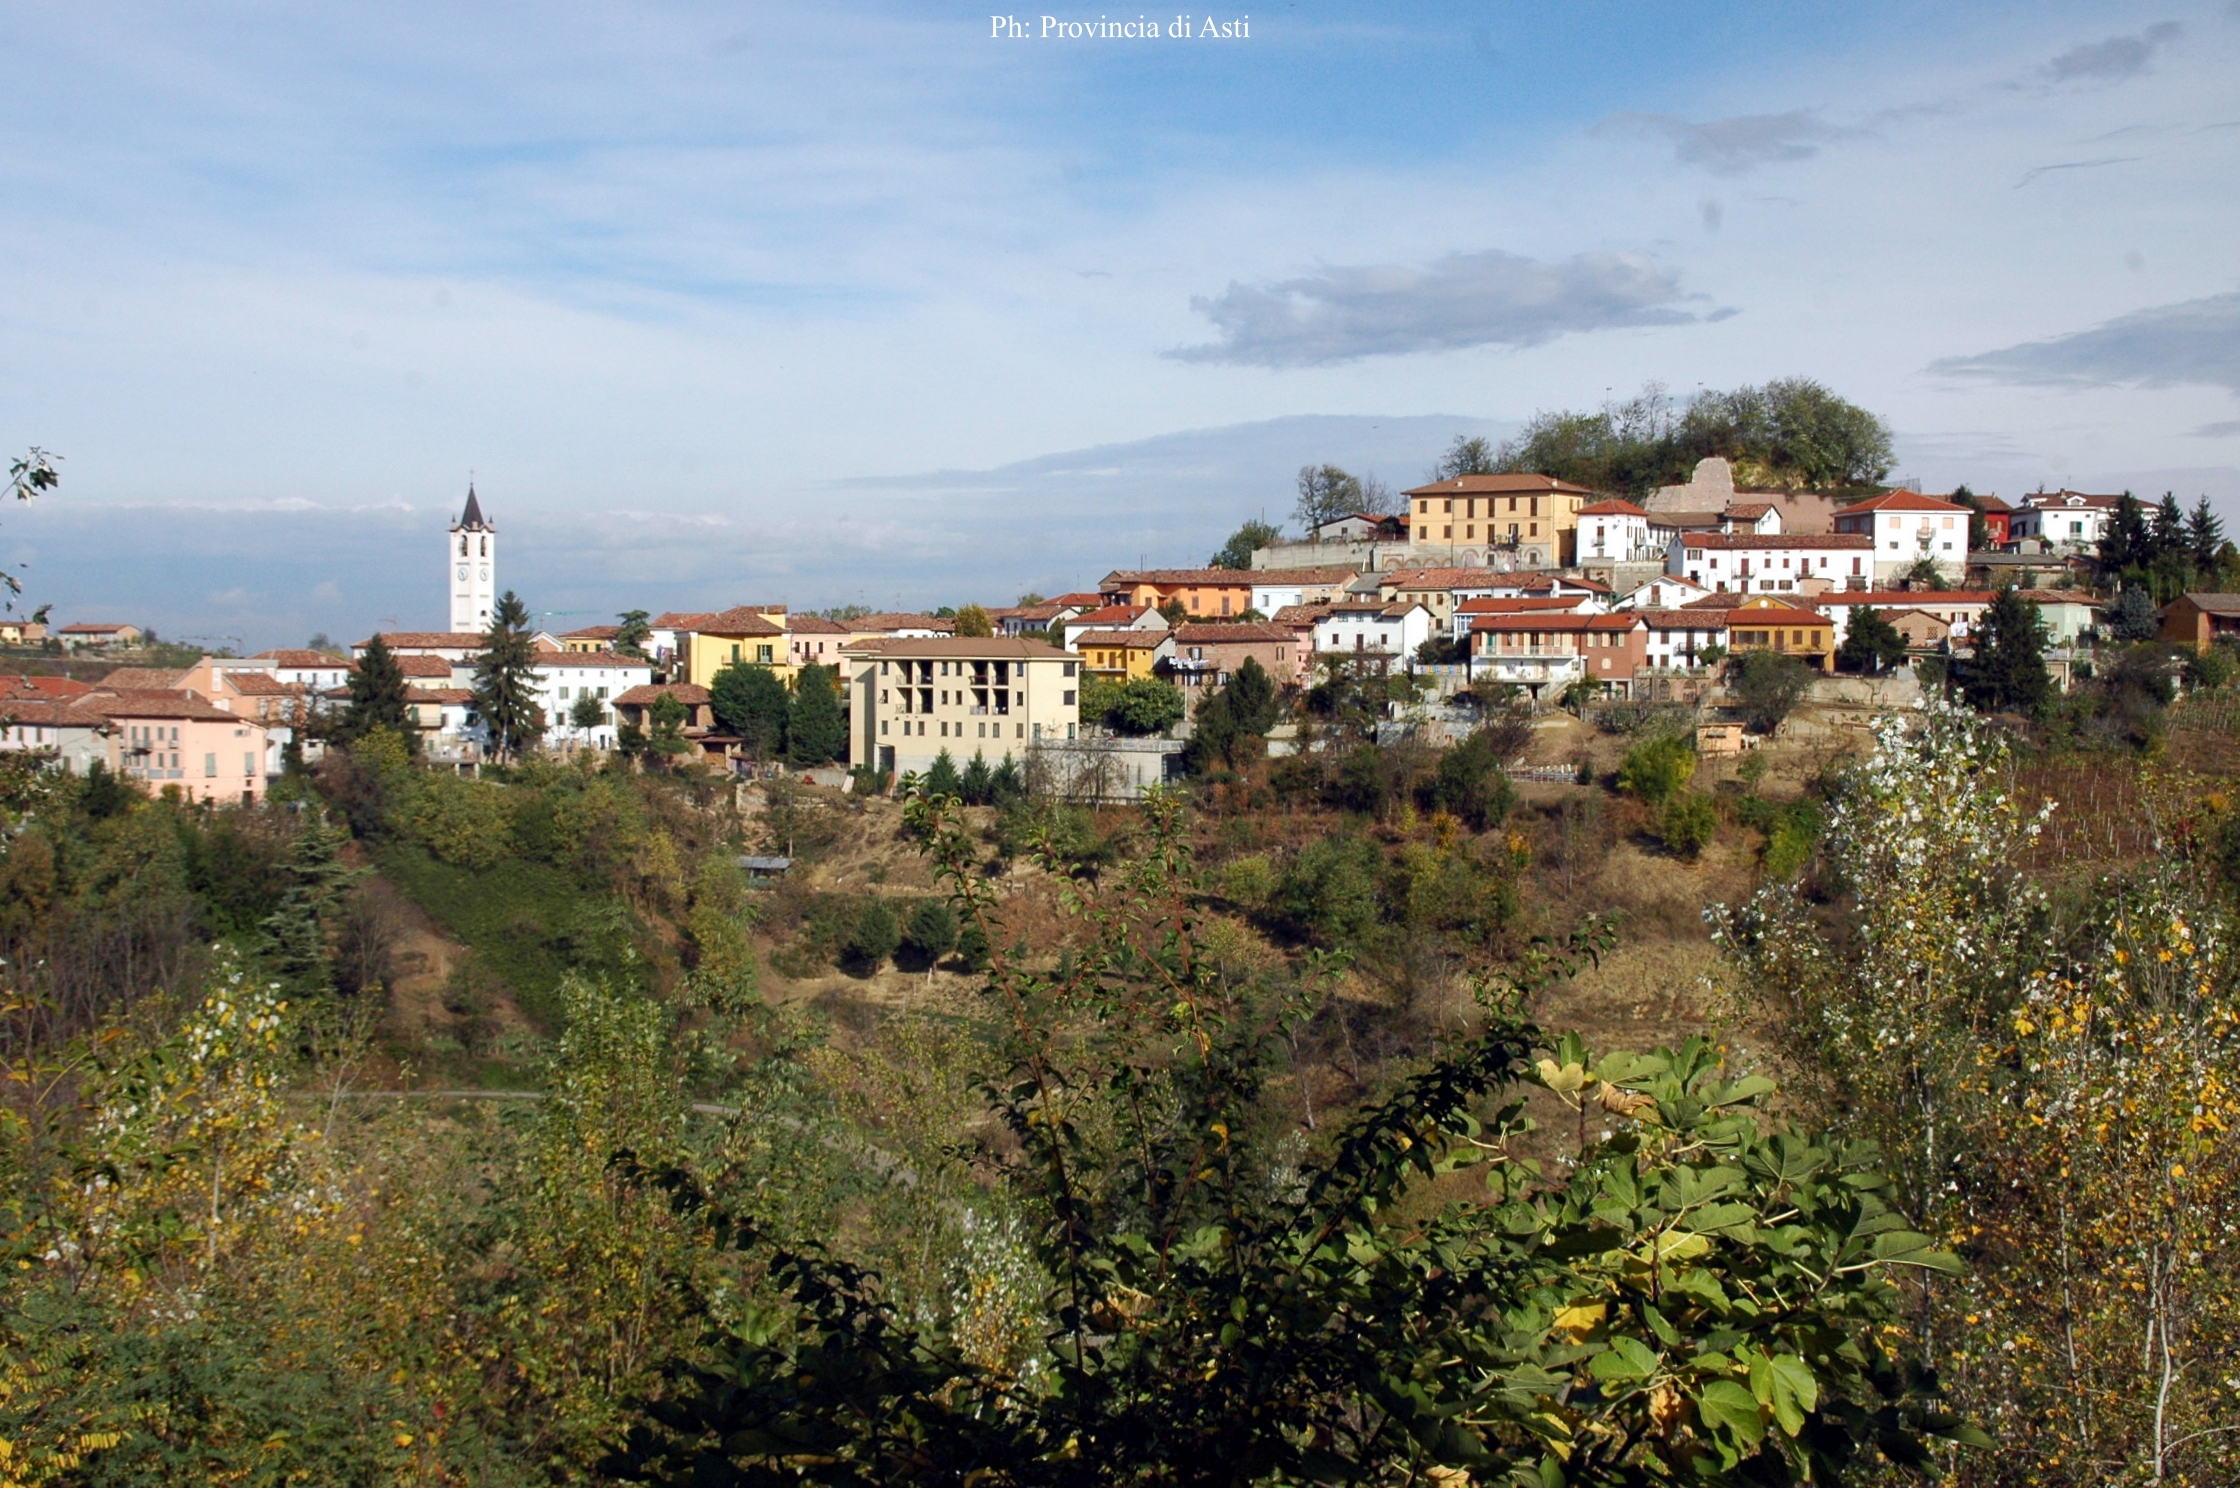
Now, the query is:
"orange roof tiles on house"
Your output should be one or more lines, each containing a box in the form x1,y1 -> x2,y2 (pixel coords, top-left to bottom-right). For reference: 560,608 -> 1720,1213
1401,473 -> 1596,496
1834,492 -> 1972,516
533,650 -> 646,668
1100,567 -> 1260,586
1171,622 -> 1296,644
58,622 -> 136,635
1676,533 -> 1872,551
1725,601 -> 1828,625
251,648 -> 348,666
1268,604 -> 1328,628
1073,629 -> 1170,649
1814,590 -> 1994,607
1453,595 -> 1599,614
854,637 -> 1072,661
77,689 -> 245,722
1470,613 -> 1644,634
96,667 -> 190,691
383,654 -> 457,678
1251,566 -> 1359,585
361,632 -> 486,650
851,613 -> 956,633
0,674 -> 97,700
1068,604 -> 1153,627
413,688 -> 477,705
614,682 -> 713,708
1576,499 -> 1652,517
786,615 -> 849,634
1636,608 -> 1731,630
220,673 -> 301,697
1503,573 -> 1613,593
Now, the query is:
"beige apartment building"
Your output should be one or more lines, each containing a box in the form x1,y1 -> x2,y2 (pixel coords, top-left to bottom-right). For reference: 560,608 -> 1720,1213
844,637 -> 1081,778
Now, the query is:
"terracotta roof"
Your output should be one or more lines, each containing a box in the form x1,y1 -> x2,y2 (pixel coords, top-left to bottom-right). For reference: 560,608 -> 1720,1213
532,650 -> 648,669
1972,494 -> 2014,513
2022,590 -> 2104,606
0,675 -> 96,700
1816,590 -> 1993,606
1472,613 -> 1644,633
1835,492 -> 1971,515
1503,573 -> 1612,593
853,638 -> 1074,660
1101,568 -> 1259,587
559,624 -> 620,640
0,698 -> 106,725
96,667 -> 189,691
1380,567 -> 1509,590
1074,629 -> 1171,649
1249,567 -> 1359,585
1268,605 -> 1328,626
615,682 -> 712,707
1068,605 -> 1153,627
853,613 -> 955,633
1576,499 -> 1651,517
220,673 -> 299,696
363,632 -> 484,650
1049,592 -> 1105,607
684,607 -> 785,637
786,615 -> 849,634
2020,489 -> 2128,509
1454,595 -> 1597,614
1723,502 -> 1778,520
1171,622 -> 1295,644
379,654 -> 455,678
2173,592 -> 2240,615
1652,510 -> 1730,530
413,687 -> 477,705
1683,592 -> 1742,610
1401,474 -> 1595,496
1636,608 -> 1731,629
252,648 -> 347,666
77,689 -> 251,723
58,622 -> 135,634
1677,533 -> 1871,551
1726,606 -> 1828,625
1318,601 -> 1427,620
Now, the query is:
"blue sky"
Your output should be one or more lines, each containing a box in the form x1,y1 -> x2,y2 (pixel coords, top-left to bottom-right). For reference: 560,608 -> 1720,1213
3,1 -> 2237,646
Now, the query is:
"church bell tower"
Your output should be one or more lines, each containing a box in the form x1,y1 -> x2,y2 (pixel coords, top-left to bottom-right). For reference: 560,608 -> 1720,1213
449,485 -> 496,634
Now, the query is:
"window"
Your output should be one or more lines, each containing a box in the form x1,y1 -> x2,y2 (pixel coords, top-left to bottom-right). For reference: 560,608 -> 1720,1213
245,752 -> 256,776
204,752 -> 217,777
1063,689 -> 1076,705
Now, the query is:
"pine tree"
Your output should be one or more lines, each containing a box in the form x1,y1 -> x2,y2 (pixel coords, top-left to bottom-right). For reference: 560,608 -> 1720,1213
260,808 -> 358,997
340,634 -> 415,746
924,749 -> 962,800
2109,586 -> 2160,642
472,591 -> 545,760
614,608 -> 652,660
1226,656 -> 1280,734
959,751 -> 994,805
2187,497 -> 2226,575
1837,606 -> 1908,675
1961,588 -> 2050,714
2097,493 -> 2150,582
2151,493 -> 2186,559
784,664 -> 845,767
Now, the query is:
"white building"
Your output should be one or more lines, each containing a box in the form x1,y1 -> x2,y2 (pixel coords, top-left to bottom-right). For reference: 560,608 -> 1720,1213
1311,600 -> 1433,663
2010,490 -> 2125,551
1831,492 -> 1973,583
448,486 -> 497,635
1613,576 -> 1714,611
1574,499 -> 1658,563
1250,567 -> 1358,615
1668,532 -> 1874,594
1814,590 -> 1995,646
1639,610 -> 1729,670
526,650 -> 652,750
841,637 -> 1083,778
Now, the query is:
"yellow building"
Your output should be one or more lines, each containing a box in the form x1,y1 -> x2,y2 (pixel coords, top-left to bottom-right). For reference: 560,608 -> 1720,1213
841,637 -> 1083,777
679,606 -> 795,685
1400,473 -> 1596,567
1073,628 -> 1173,681
1723,597 -> 1834,670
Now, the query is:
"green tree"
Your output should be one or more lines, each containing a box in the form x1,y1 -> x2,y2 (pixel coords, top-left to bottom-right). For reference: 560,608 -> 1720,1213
1225,656 -> 1280,734
959,751 -> 994,804
1959,588 -> 2050,715
952,604 -> 994,639
709,662 -> 787,758
2095,492 -> 2150,580
1294,463 -> 1363,535
1731,650 -> 1812,734
647,691 -> 692,758
1104,677 -> 1185,736
259,808 -> 356,997
2185,495 -> 2226,572
339,634 -> 416,746
1157,596 -> 1190,627
924,748 -> 963,800
613,793 -> 1981,1488
1616,733 -> 1697,806
1836,606 -> 1908,675
841,897 -> 900,970
569,691 -> 609,731
471,590 -> 545,760
1421,727 -> 1516,830
1657,789 -> 1719,858
1208,519 -> 1281,569
902,897 -> 958,979
1432,433 -> 1496,479
785,664 -> 845,767
2108,585 -> 2159,642
614,608 -> 652,659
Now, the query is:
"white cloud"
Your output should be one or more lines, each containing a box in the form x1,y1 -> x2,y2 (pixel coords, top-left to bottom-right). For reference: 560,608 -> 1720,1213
1170,250 -> 1705,368
2045,22 -> 2183,82
1929,291 -> 2240,394
1605,111 -> 1850,175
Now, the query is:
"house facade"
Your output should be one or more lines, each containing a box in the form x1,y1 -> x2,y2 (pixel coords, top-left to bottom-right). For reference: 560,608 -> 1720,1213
1669,533 -> 1874,594
1832,493 -> 1973,583
2158,592 -> 2240,653
843,637 -> 1082,778
1248,568 -> 1357,615
1574,499 -> 1657,563
1469,613 -> 1647,697
1723,598 -> 1834,670
92,691 -> 271,804
1162,621 -> 1302,692
1311,601 -> 1433,663
2010,491 -> 2125,551
1099,568 -> 1259,618
1074,628 -> 1175,681
1401,473 -> 1596,568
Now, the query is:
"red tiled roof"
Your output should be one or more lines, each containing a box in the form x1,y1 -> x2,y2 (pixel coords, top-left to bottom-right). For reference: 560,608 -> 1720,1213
559,624 -> 620,640
1402,474 -> 1595,496
0,674 -> 96,700
362,632 -> 484,650
1101,568 -> 1259,586
1171,622 -> 1295,644
1381,567 -> 1503,589
387,654 -> 456,677
1074,629 -> 1170,649
253,648 -> 347,666
1636,608 -> 1730,629
1068,605 -> 1152,627
220,672 -> 300,696
77,689 -> 251,722
786,615 -> 849,634
1816,590 -> 1993,606
413,688 -> 477,705
96,667 -> 189,691
2020,489 -> 2127,509
1249,567 -> 1359,585
858,638 -> 1073,660
1049,592 -> 1105,607
1576,499 -> 1651,517
532,650 -> 648,669
58,622 -> 135,634
853,613 -> 955,633
1835,492 -> 1971,515
1678,533 -> 1872,550
1504,573 -> 1612,593
1727,601 -> 1829,624
1268,605 -> 1327,626
1723,502 -> 1778,519
686,607 -> 785,637
1454,595 -> 1597,614
1472,614 -> 1644,633
614,682 -> 712,707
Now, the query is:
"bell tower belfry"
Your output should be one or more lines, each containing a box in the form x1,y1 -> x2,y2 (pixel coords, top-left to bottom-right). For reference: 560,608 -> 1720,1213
449,485 -> 496,634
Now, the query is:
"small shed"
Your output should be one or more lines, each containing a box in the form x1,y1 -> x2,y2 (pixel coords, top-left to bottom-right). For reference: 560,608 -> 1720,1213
735,855 -> 793,880
1696,721 -> 1759,756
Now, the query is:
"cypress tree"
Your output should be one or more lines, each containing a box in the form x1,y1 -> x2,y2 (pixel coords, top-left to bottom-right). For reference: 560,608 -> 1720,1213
785,664 -> 845,766
261,808 -> 358,997
472,591 -> 545,760
924,749 -> 962,799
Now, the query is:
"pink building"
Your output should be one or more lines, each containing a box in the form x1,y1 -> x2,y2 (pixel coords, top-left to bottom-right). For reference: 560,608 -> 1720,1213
87,690 -> 271,804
